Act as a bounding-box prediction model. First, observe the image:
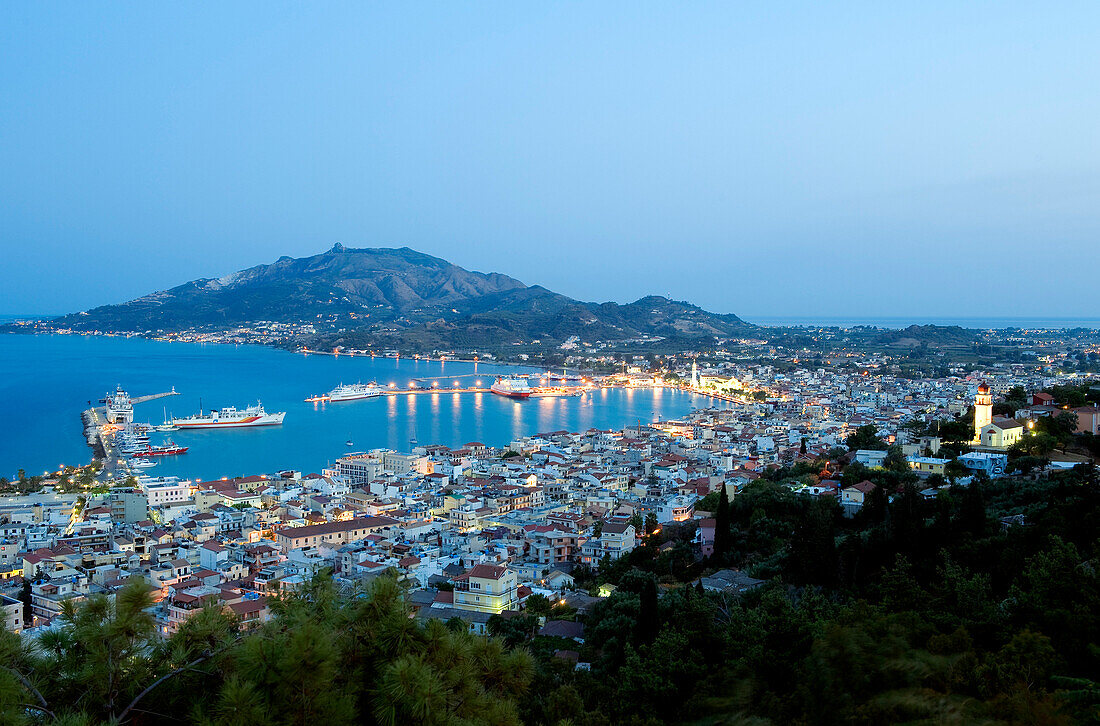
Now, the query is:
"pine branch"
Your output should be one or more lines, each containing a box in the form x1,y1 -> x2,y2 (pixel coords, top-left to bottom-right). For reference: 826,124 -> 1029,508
115,641 -> 235,723
1,665 -> 55,719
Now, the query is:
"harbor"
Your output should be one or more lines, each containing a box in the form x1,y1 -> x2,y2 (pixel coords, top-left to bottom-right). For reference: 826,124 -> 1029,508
81,388 -> 182,478
3,334 -> 730,482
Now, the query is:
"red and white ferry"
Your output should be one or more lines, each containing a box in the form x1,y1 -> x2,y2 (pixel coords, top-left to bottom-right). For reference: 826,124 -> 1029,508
171,402 -> 286,429
490,377 -> 533,399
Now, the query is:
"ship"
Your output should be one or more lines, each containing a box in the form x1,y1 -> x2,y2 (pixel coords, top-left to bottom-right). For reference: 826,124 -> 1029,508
529,386 -> 584,397
490,376 -> 533,399
130,441 -> 189,457
327,382 -> 385,401
104,386 -> 134,424
171,402 -> 286,429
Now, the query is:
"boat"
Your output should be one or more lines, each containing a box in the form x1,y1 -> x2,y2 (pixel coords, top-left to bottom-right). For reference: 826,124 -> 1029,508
104,386 -> 134,424
130,441 -> 189,457
172,402 -> 285,429
155,406 -> 179,431
326,382 -> 385,402
490,376 -> 533,399
529,386 -> 584,397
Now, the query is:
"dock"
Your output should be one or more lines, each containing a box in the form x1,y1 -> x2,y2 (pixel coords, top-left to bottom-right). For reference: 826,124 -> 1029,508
80,389 -> 180,472
305,386 -> 592,402
130,389 -> 180,405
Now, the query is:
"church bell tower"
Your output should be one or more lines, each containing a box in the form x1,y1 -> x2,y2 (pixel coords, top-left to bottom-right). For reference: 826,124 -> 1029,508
974,382 -> 992,442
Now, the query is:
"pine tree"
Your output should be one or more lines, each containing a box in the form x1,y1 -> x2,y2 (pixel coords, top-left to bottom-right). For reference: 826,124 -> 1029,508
713,483 -> 731,560
18,579 -> 31,627
636,576 -> 659,645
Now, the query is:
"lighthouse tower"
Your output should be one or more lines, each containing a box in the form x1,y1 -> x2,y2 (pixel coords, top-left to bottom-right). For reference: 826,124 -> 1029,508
974,382 -> 993,442
690,360 -> 699,389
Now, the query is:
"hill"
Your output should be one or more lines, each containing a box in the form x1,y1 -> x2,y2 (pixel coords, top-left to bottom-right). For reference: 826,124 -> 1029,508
875,324 -> 980,347
41,244 -> 751,349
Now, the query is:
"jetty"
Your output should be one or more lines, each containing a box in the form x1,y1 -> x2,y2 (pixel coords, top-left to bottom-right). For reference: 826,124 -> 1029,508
130,389 -> 180,405
80,389 -> 180,469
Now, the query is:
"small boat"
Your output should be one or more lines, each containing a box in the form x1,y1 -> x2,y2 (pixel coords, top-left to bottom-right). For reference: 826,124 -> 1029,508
345,439 -> 354,447
155,407 -> 179,431
131,440 -> 189,457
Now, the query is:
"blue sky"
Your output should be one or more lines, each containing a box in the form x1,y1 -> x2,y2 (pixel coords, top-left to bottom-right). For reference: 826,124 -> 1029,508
2,2 -> 1099,319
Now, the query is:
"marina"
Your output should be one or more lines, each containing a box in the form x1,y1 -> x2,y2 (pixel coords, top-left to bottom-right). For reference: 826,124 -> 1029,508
1,334 -> 732,481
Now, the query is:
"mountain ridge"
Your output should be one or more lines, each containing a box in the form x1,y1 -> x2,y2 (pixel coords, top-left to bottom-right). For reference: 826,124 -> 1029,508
37,245 -> 753,349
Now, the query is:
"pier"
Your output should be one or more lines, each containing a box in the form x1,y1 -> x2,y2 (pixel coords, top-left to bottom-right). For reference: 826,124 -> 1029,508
305,386 -> 591,402
80,389 -> 180,474
130,389 -> 180,405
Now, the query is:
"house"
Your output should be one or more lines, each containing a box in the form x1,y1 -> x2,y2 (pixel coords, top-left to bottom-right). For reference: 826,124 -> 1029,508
273,516 -> 399,552
853,450 -> 888,468
907,456 -> 949,477
1,594 -> 21,633
539,620 -> 585,642
1073,406 -> 1100,435
958,451 -> 1008,477
578,522 -> 636,564
697,518 -> 716,557
840,480 -> 876,515
697,569 -> 764,595
977,418 -> 1025,449
453,564 -> 518,614
1032,392 -> 1055,407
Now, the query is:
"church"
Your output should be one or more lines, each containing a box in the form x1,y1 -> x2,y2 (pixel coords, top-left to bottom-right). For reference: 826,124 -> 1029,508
973,382 -> 1025,449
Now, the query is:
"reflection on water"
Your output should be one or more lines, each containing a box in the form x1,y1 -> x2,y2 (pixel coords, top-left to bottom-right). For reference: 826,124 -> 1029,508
0,334 -> 734,480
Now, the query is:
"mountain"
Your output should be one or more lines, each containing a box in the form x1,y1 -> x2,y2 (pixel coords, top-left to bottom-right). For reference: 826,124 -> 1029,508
41,244 -> 751,349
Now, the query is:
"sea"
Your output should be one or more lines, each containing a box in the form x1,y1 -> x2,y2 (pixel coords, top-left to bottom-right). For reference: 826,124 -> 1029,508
0,334 -> 729,482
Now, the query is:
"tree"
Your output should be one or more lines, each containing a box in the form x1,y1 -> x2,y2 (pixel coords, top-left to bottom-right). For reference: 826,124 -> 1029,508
712,484 -> 731,560
882,445 -> 910,473
18,580 -> 31,627
846,424 -> 886,451
944,459 -> 969,484
635,576 -> 659,645
644,513 -> 659,537
789,499 -> 838,585
525,592 -> 552,617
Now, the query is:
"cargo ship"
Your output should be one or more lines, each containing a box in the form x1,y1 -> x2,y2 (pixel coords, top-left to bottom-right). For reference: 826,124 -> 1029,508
490,376 -> 533,399
172,402 -> 286,428
327,382 -> 385,401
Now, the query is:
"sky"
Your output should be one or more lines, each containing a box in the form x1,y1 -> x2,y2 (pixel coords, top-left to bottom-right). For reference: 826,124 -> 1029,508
2,2 -> 1099,321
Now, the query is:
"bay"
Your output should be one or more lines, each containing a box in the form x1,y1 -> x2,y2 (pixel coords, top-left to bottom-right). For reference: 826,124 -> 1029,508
0,334 -> 727,481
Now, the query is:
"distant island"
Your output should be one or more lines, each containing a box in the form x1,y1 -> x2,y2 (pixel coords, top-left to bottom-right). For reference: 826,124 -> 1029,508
3,243 -> 1008,363
14,244 -> 757,353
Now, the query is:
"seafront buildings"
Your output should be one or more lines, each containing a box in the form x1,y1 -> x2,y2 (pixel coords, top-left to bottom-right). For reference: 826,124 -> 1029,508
0,353 -> 1095,636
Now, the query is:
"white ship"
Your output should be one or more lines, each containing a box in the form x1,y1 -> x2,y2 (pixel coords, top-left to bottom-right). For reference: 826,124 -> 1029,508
490,376 -> 533,399
327,382 -> 385,401
104,386 -> 134,424
171,402 -> 285,429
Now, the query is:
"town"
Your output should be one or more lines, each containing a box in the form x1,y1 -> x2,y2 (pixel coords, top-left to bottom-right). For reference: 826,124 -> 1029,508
3,354 -> 1097,644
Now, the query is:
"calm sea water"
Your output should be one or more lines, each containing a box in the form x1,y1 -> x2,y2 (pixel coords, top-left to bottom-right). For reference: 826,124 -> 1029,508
0,334 -> 726,481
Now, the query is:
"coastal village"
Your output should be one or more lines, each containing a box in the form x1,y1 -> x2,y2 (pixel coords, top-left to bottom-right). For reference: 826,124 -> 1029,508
2,354 -> 1097,641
